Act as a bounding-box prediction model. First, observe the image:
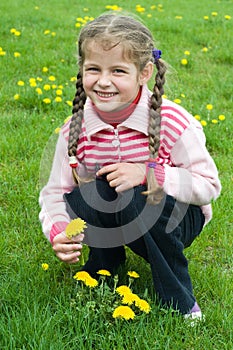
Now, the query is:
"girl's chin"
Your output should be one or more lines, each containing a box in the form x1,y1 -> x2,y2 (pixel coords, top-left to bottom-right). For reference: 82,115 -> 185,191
94,101 -> 122,112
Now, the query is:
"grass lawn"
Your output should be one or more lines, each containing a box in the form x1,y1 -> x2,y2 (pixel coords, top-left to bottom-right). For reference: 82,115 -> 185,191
0,0 -> 232,349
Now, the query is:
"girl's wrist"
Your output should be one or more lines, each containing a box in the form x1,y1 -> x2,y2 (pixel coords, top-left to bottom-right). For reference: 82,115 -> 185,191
141,161 -> 165,187
50,221 -> 69,244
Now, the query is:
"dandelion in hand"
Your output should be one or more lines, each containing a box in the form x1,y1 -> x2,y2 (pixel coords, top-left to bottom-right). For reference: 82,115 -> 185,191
65,218 -> 87,239
66,218 -> 87,265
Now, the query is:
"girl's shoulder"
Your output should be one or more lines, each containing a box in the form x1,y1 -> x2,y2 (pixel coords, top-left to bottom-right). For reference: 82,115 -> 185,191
60,117 -> 72,141
161,98 -> 202,131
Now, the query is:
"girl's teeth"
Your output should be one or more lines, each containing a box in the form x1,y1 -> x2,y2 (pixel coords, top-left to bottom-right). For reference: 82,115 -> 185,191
97,92 -> 115,97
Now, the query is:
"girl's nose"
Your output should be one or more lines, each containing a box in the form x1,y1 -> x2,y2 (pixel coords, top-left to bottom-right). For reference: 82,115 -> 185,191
97,73 -> 111,87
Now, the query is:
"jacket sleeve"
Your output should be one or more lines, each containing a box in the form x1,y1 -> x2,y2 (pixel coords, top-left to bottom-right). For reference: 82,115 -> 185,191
162,124 -> 221,205
38,131 -> 76,241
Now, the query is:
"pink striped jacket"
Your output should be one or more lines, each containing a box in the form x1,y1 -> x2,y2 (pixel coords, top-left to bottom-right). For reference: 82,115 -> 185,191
39,85 -> 221,242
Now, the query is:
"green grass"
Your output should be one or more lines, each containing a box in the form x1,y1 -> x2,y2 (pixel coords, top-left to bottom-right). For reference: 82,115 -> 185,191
0,0 -> 233,349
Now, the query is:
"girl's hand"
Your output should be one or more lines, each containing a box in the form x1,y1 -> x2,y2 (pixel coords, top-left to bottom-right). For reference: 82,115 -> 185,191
52,232 -> 85,264
96,162 -> 146,192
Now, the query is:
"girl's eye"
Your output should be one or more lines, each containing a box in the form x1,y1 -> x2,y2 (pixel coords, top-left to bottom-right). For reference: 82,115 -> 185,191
113,69 -> 126,74
86,67 -> 99,72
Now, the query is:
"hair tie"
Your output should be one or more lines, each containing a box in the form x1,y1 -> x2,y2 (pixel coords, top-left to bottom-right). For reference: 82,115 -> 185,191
69,156 -> 78,168
152,48 -> 162,61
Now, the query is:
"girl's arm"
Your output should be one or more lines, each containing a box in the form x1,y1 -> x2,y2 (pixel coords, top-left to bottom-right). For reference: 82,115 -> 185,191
163,125 -> 221,205
39,131 -> 76,242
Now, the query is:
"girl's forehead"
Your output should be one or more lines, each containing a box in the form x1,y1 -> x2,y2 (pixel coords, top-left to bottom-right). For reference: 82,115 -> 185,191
85,39 -> 123,54
83,39 -> 134,63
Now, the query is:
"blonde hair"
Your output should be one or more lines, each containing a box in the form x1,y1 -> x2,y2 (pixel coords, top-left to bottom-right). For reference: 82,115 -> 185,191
68,13 -> 166,204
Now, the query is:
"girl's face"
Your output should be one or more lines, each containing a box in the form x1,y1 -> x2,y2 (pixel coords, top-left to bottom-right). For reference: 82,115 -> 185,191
82,41 -> 147,112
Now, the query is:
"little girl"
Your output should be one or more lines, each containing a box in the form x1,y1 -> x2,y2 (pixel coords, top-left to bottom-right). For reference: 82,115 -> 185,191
39,13 -> 221,321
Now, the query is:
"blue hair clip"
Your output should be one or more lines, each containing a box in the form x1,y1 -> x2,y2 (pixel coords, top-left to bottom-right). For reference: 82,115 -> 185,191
152,48 -> 162,61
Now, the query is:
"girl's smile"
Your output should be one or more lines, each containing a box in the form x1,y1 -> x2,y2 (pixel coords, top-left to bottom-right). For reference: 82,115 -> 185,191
82,41 -> 142,112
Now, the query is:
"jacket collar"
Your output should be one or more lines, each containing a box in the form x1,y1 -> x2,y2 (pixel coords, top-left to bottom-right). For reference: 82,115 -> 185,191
83,85 -> 152,140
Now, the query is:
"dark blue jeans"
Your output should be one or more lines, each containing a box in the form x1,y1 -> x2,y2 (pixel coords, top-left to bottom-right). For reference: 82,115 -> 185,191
64,179 -> 205,314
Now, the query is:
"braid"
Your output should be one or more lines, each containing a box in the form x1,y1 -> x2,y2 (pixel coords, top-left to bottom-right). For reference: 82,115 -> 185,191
143,59 -> 167,204
68,71 -> 86,184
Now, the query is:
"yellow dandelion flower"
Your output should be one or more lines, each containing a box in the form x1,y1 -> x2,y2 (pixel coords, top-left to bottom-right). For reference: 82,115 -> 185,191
147,14 -> 152,18
54,127 -> 61,134
204,16 -> 209,20
184,50 -> 190,55
73,271 -> 91,281
122,293 -> 140,305
44,30 -> 50,35
41,263 -> 49,271
162,94 -> 168,99
151,5 -> 156,10
135,298 -> 151,313
84,277 -> 98,288
43,98 -> 51,104
127,271 -> 140,279
211,12 -> 218,16
66,100 -> 73,107
0,50 -> 6,56
202,47 -> 208,52
17,80 -> 25,86
218,114 -> 225,121
116,285 -> 132,296
42,67 -> 48,73
10,28 -> 16,34
37,77 -> 43,82
52,84 -> 57,89
206,104 -> 213,110
70,76 -> 77,82
14,31 -> 21,36
55,96 -> 62,103
30,81 -> 37,87
174,98 -> 181,104
200,120 -> 207,126
194,114 -> 201,120
36,87 -> 42,95
48,75 -> 56,81
211,119 -> 218,124
181,58 -> 188,65
225,15 -> 231,20
14,52 -> 21,57
14,94 -> 20,100
56,89 -> 63,95
112,305 -> 135,320
97,269 -> 111,276
75,22 -> 81,28
175,16 -> 183,20
65,218 -> 87,239
43,84 -> 51,91
181,93 -> 186,98
51,32 -> 56,36
136,6 -> 145,13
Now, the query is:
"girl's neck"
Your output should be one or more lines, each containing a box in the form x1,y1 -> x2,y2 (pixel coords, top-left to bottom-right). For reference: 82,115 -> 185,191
92,87 -> 142,126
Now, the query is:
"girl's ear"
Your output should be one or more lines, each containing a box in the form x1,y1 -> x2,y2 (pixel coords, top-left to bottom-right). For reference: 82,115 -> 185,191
139,62 -> 154,85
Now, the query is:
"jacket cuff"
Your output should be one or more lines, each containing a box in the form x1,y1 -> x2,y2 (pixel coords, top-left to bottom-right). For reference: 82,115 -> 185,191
50,221 -> 69,244
154,164 -> 165,187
